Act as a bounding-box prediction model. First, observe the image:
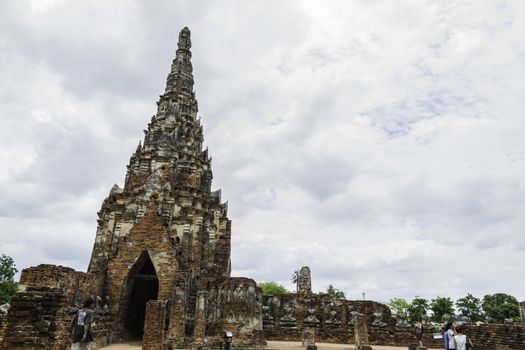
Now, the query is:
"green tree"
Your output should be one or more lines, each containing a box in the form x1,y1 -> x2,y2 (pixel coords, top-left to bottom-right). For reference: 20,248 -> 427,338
430,296 -> 454,323
258,281 -> 289,295
407,297 -> 429,323
388,298 -> 410,316
291,270 -> 299,291
327,284 -> 345,299
456,293 -> 484,322
482,293 -> 520,323
0,254 -> 18,304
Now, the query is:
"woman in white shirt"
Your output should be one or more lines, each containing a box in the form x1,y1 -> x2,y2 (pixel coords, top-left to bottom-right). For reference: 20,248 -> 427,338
453,324 -> 473,350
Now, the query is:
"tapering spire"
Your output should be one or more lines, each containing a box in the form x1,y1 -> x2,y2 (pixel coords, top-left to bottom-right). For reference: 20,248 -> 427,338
177,27 -> 192,53
165,27 -> 194,94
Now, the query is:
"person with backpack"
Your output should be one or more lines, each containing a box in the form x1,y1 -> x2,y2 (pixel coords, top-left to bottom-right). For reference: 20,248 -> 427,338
71,297 -> 95,350
453,324 -> 474,350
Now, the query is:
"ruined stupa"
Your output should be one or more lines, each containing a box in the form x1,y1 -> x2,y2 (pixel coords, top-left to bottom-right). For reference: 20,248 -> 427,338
1,27 -> 263,350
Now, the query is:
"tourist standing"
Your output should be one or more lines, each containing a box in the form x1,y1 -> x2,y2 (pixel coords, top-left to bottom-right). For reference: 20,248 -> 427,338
71,297 -> 95,350
453,324 -> 473,350
443,321 -> 456,350
415,321 -> 423,347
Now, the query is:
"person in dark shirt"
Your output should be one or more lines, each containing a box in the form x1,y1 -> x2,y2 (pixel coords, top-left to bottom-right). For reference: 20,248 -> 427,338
415,321 -> 423,347
71,297 -> 95,350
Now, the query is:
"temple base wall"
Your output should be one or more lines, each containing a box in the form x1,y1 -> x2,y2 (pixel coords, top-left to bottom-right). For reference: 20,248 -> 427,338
262,294 -> 443,348
1,264 -> 110,350
465,323 -> 525,350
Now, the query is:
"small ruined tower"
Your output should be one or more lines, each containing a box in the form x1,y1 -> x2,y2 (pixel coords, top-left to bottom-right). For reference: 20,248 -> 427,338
297,266 -> 312,294
2,27 -> 263,350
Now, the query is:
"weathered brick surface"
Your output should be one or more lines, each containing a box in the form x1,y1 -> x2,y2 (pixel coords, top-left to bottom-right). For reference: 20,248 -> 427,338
262,293 -> 442,348
205,278 -> 264,346
143,301 -> 167,350
1,283 -> 112,350
0,307 -> 8,347
2,287 -> 70,350
464,323 -> 525,350
19,265 -> 101,306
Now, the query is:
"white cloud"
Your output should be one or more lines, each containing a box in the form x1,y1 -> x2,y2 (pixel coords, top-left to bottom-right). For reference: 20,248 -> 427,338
1,0 -> 525,304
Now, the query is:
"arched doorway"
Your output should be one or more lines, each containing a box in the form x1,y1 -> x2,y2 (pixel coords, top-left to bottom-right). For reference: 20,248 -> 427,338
124,251 -> 159,339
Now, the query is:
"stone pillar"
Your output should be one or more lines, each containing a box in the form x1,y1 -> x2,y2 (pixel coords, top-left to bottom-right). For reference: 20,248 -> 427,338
193,291 -> 207,343
143,300 -> 167,350
167,284 -> 187,346
353,312 -> 372,350
520,301 -> 525,323
297,266 -> 312,294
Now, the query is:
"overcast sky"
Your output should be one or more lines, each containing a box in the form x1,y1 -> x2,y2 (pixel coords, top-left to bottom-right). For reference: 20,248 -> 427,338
1,0 -> 525,304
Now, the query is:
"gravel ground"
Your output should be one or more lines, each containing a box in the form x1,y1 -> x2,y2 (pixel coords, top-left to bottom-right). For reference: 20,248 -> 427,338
97,340 -> 441,350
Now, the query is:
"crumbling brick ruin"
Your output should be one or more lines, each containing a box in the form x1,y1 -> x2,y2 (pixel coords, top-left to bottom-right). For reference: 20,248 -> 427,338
0,27 -> 263,350
262,269 -> 525,349
262,268 -> 443,348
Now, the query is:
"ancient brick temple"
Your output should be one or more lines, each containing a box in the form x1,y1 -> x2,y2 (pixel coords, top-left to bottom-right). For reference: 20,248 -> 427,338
1,27 -> 263,350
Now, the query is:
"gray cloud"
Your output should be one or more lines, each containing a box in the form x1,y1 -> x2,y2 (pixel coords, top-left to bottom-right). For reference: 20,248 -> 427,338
1,0 -> 525,304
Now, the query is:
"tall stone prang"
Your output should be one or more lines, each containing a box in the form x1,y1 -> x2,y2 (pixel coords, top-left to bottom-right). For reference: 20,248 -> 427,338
1,27 -> 263,350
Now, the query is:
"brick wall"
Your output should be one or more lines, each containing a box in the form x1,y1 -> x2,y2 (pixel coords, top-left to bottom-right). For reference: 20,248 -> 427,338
2,287 -> 70,350
464,323 -> 525,350
19,264 -> 101,306
1,264 -> 111,350
0,308 -> 7,348
262,293 -> 443,348
205,277 -> 264,346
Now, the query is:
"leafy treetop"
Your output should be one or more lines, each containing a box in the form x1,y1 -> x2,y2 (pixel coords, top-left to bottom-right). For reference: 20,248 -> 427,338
430,296 -> 454,323
388,298 -> 410,316
0,254 -> 18,305
327,284 -> 345,299
407,297 -> 429,323
456,293 -> 484,322
258,281 -> 289,295
482,293 -> 520,323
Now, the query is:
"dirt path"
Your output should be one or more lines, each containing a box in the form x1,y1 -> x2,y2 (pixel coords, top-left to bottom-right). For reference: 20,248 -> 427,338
98,340 -> 441,350
98,342 -> 141,349
268,341 -> 441,350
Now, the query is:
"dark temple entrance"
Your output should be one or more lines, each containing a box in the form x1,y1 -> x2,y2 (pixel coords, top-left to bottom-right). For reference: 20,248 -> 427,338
125,251 -> 159,339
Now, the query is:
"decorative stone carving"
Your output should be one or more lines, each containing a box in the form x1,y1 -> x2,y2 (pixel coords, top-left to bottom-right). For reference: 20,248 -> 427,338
103,295 -> 111,314
519,301 -> 525,323
348,305 -> 355,325
280,304 -> 297,327
262,305 -> 273,320
395,311 -> 411,330
94,295 -> 104,315
262,305 -> 273,330
0,304 -> 10,313
304,308 -> 320,324
325,310 -> 341,325
371,310 -> 387,327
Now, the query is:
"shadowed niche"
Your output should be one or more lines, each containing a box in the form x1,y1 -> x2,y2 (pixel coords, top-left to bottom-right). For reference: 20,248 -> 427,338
124,250 -> 159,339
